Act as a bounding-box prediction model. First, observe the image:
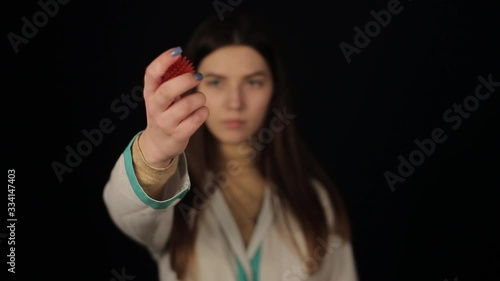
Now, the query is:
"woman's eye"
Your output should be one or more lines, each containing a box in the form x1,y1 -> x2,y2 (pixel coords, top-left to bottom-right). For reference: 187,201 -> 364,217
248,80 -> 263,87
207,80 -> 221,86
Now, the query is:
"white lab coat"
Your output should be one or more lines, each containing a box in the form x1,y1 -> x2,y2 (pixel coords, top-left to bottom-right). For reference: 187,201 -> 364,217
103,135 -> 359,281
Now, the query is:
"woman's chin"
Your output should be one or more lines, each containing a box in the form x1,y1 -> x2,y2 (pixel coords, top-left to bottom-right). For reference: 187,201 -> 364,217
216,132 -> 252,145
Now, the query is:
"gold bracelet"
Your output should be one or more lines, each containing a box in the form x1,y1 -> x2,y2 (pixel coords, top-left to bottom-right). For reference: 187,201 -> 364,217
136,134 -> 174,171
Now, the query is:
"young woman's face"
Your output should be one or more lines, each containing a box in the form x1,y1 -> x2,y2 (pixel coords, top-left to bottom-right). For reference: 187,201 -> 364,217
197,45 -> 274,144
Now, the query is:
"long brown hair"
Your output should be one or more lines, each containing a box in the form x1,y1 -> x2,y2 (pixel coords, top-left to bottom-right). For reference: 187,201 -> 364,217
166,13 -> 351,280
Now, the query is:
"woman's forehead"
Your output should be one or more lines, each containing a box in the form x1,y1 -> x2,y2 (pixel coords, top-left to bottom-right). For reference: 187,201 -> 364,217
198,45 -> 271,76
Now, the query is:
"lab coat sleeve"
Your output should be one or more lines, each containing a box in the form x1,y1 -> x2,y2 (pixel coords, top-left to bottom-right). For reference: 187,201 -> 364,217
102,133 -> 191,258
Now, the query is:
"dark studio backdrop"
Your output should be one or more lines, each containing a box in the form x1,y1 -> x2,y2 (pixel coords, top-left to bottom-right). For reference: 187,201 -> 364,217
4,0 -> 499,280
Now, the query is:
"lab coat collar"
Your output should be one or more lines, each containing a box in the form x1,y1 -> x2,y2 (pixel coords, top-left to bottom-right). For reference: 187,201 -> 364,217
210,184 -> 274,279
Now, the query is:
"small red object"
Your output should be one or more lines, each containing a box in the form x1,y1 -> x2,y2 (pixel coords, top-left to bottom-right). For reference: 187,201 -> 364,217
162,55 -> 195,81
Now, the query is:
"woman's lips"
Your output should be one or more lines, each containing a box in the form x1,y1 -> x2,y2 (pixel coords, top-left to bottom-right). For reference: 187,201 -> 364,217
222,119 -> 245,129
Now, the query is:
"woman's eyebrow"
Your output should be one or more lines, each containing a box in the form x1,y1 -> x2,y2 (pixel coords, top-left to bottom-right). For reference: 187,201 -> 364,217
204,73 -> 226,79
203,71 -> 268,79
244,71 -> 267,79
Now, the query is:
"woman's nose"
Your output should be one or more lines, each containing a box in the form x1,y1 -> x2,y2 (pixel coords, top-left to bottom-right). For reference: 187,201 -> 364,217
225,85 -> 244,110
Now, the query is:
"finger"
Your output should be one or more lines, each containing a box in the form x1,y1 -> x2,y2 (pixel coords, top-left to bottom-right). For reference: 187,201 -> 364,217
175,106 -> 210,139
143,46 -> 184,96
159,92 -> 206,127
150,72 -> 203,113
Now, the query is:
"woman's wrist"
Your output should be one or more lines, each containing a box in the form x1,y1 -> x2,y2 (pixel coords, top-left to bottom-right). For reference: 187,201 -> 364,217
137,132 -> 174,169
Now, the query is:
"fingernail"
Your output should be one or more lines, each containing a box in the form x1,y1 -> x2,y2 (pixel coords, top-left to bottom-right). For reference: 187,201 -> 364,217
194,72 -> 203,81
170,46 -> 182,57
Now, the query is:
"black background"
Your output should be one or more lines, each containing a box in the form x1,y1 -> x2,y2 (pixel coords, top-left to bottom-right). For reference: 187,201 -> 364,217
4,0 -> 499,280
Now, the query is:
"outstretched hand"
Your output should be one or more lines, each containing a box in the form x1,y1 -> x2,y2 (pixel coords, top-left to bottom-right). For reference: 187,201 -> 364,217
139,47 -> 209,168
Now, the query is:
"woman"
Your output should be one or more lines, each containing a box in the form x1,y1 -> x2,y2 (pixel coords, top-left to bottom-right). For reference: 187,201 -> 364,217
103,13 -> 359,281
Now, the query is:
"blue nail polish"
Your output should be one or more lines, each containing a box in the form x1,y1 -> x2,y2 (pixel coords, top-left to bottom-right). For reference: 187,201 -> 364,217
194,72 -> 203,81
170,46 -> 182,57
